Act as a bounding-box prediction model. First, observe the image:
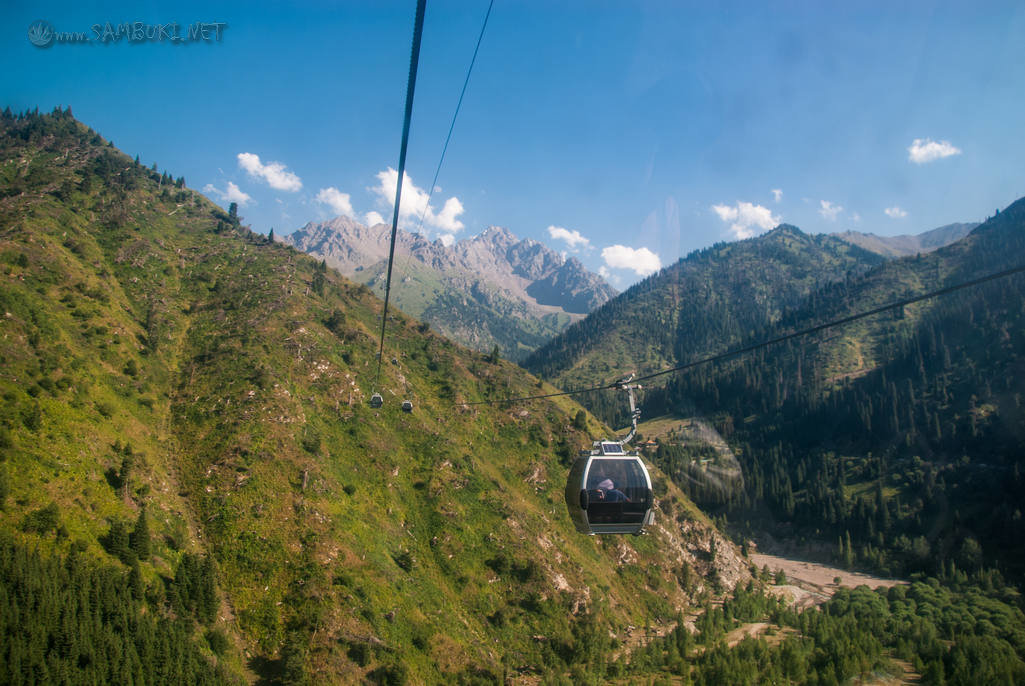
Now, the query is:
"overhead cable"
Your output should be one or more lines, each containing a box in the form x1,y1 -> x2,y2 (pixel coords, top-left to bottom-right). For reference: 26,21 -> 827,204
412,0 -> 494,237
375,0 -> 428,388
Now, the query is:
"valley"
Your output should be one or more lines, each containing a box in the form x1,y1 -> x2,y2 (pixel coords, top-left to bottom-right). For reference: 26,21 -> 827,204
3,109 -> 1025,685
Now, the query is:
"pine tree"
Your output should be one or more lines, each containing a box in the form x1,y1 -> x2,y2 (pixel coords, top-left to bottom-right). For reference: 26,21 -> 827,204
105,519 -> 131,563
129,558 -> 144,600
120,453 -> 134,501
130,507 -> 151,560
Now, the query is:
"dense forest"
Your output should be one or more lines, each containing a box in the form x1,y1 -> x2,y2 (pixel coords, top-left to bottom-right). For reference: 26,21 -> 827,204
625,570 -> 1025,686
644,199 -> 1025,580
0,533 -> 232,685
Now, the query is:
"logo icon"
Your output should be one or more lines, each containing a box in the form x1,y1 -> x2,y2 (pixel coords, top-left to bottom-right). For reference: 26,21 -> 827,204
28,20 -> 54,48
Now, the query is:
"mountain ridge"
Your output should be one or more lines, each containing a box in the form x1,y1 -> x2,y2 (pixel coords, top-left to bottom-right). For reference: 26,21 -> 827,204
284,219 -> 616,361
524,222 -> 886,413
833,221 -> 979,258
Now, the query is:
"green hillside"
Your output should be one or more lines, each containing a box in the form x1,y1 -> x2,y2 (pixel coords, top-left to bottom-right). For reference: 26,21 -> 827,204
524,225 -> 884,423
0,108 -> 753,683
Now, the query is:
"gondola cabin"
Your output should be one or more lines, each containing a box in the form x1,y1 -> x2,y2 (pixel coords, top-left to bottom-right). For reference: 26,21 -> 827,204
565,440 -> 654,535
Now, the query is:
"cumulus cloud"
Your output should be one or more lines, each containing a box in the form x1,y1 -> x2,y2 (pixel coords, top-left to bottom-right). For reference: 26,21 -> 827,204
237,152 -> 302,191
203,181 -> 251,207
315,187 -> 354,217
548,225 -> 590,251
885,206 -> 908,218
365,211 -> 386,227
771,188 -> 783,203
432,196 -> 465,233
819,200 -> 844,221
601,245 -> 661,277
907,138 -> 961,164
711,201 -> 780,239
370,167 -> 465,235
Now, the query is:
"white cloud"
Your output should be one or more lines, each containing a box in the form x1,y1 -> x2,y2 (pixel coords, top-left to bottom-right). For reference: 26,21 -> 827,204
907,138 -> 961,164
315,187 -> 354,217
885,206 -> 908,218
601,245 -> 661,277
548,225 -> 590,250
819,200 -> 843,221
432,196 -> 465,233
438,233 -> 455,247
203,181 -> 251,207
711,201 -> 780,239
370,167 -> 465,235
771,188 -> 783,203
237,152 -> 302,191
365,211 -> 386,227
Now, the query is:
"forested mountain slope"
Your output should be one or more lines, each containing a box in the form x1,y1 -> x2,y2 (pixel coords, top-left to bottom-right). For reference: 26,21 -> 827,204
646,198 -> 1025,579
524,225 -> 884,406
0,108 -> 752,683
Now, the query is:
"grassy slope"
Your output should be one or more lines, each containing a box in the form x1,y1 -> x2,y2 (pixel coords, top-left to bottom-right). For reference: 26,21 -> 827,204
0,111 -> 747,683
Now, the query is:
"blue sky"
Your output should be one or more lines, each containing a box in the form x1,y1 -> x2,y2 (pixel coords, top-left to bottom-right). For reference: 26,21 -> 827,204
3,1 -> 1024,288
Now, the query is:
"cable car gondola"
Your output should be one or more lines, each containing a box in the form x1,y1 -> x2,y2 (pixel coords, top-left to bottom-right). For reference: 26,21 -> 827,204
564,376 -> 654,535
369,393 -> 384,409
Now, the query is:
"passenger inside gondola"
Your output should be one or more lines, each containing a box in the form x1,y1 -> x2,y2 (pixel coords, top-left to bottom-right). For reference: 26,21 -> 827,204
592,477 -> 629,502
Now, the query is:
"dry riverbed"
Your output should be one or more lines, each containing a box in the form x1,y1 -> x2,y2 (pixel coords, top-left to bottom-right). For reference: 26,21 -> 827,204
751,552 -> 907,609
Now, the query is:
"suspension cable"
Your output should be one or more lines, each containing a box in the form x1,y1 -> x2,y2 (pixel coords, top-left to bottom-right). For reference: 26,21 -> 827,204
411,0 -> 494,237
375,0 -> 427,389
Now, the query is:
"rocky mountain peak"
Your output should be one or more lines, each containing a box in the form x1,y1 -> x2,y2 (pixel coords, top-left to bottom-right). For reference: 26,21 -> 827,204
478,224 -> 516,243
284,217 -> 616,359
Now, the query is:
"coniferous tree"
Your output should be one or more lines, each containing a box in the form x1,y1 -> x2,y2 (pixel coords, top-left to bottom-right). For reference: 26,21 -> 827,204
105,519 -> 131,563
119,452 -> 134,500
130,506 -> 151,560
